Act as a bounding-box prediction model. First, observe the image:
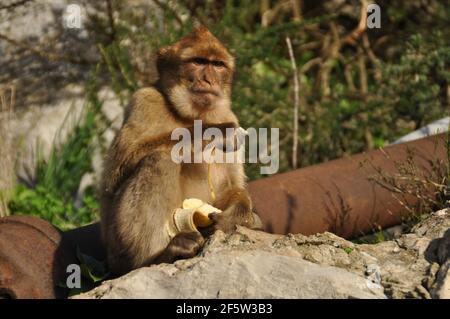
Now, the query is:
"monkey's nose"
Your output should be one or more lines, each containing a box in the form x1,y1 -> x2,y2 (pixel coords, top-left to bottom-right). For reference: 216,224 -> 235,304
203,75 -> 213,87
202,68 -> 217,87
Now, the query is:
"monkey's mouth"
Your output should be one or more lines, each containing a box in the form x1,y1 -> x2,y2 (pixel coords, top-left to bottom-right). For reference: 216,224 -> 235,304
190,88 -> 220,97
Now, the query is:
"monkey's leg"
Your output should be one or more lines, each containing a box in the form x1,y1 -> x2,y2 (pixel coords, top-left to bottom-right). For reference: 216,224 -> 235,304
152,231 -> 204,264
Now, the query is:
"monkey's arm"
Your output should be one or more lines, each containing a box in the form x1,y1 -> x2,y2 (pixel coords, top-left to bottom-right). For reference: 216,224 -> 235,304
205,165 -> 256,234
103,88 -> 181,195
103,151 -> 203,275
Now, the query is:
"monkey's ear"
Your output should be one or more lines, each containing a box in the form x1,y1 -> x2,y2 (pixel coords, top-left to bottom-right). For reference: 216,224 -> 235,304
156,46 -> 176,68
157,46 -> 168,57
193,25 -> 212,35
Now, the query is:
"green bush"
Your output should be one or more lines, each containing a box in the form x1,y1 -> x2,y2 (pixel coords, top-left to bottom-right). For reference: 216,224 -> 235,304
8,72 -> 105,230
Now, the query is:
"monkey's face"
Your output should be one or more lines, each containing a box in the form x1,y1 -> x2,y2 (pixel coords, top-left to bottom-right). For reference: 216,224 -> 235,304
181,56 -> 232,109
156,26 -> 235,119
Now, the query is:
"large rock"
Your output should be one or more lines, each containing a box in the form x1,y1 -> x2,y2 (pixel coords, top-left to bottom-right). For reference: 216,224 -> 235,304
84,252 -> 384,299
74,209 -> 450,299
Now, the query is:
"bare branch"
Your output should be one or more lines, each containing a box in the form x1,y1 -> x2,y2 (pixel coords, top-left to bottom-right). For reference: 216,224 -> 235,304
0,84 -> 16,217
362,34 -> 382,82
300,57 -> 322,74
261,0 -> 291,27
0,32 -> 89,64
291,0 -> 302,22
0,0 -> 33,11
105,0 -> 117,43
152,0 -> 183,26
286,37 -> 300,169
343,0 -> 368,46
357,46 -> 368,95
317,22 -> 341,97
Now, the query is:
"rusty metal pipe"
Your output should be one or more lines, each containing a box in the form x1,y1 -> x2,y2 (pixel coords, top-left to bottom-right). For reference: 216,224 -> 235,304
248,133 -> 448,238
0,216 -> 104,299
0,215 -> 63,298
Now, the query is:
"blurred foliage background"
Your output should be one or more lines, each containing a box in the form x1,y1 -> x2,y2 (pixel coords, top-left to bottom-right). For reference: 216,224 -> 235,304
0,0 -> 449,229
92,0 -> 450,178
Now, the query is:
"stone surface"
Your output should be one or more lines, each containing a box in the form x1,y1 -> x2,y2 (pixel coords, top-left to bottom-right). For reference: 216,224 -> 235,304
77,250 -> 385,299
8,86 -> 122,185
75,231 -> 385,299
392,117 -> 449,144
74,209 -> 450,299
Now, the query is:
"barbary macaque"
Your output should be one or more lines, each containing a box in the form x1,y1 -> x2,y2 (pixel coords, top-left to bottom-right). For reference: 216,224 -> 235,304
100,26 -> 257,276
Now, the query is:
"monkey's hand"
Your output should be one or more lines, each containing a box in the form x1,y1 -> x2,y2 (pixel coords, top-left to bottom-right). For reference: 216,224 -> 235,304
201,204 -> 255,236
214,127 -> 247,153
200,187 -> 255,236
154,232 -> 205,264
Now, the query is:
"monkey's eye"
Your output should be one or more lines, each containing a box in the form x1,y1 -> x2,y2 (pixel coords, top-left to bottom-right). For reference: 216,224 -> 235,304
190,57 -> 209,65
212,60 -> 226,68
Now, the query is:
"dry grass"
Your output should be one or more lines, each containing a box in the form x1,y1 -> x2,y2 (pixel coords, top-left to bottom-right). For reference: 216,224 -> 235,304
368,137 -> 450,232
0,84 -> 16,217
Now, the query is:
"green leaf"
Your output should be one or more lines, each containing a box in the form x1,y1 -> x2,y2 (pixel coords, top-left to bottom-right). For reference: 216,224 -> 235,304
76,246 -> 109,283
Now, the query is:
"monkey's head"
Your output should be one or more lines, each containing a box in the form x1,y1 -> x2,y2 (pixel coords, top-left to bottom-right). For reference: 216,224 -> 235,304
156,26 -> 235,119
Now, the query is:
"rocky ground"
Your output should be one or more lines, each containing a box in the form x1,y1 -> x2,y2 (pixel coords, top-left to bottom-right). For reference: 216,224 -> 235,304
74,208 -> 449,299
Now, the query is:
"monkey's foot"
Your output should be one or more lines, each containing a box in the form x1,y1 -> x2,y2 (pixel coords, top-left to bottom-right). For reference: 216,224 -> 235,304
156,232 -> 205,264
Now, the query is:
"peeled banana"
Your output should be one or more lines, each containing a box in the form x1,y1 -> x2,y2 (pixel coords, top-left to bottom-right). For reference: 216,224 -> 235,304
172,198 -> 222,233
168,198 -> 264,237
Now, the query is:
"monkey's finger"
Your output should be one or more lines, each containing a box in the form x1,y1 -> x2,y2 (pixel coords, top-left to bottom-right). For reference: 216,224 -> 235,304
208,212 -> 220,223
187,231 -> 205,246
168,231 -> 205,259
199,224 -> 217,237
174,231 -> 205,245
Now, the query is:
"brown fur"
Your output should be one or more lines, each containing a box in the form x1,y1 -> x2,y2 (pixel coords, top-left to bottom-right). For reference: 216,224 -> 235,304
100,27 -> 255,276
